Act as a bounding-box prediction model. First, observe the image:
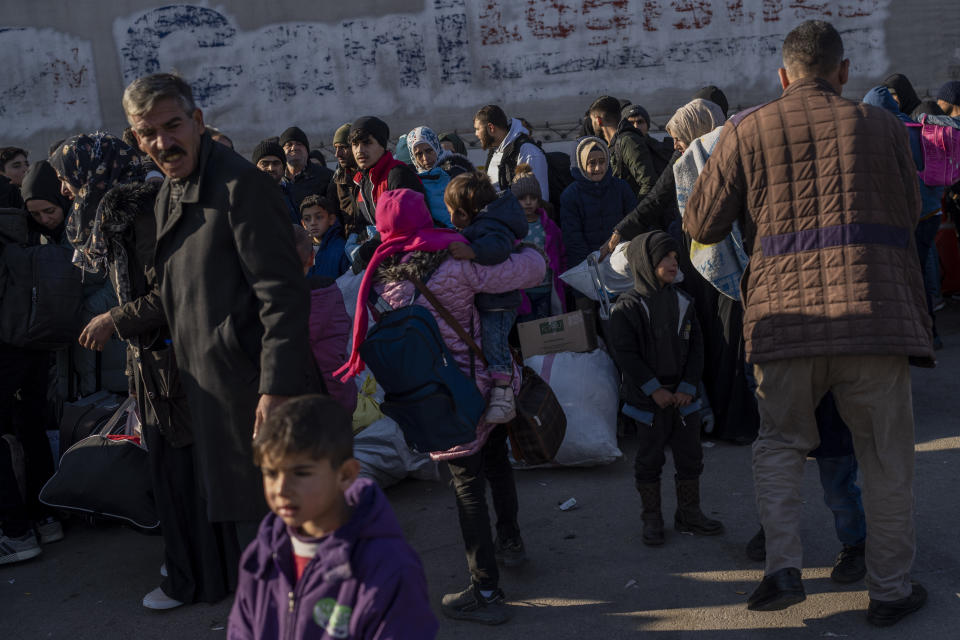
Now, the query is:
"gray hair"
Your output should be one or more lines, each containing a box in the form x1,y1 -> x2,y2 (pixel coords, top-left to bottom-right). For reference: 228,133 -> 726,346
666,98 -> 726,146
122,73 -> 197,119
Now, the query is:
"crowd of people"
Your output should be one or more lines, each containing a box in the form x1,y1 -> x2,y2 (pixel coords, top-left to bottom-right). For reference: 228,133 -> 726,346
1,18 -> 958,637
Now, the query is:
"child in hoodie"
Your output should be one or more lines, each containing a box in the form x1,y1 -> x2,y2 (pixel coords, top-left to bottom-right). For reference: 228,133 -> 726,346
609,231 -> 723,548
301,195 -> 350,279
228,395 -> 437,640
444,171 -> 529,424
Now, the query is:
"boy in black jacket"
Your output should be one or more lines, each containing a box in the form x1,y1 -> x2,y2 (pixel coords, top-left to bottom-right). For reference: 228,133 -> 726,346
610,231 -> 723,546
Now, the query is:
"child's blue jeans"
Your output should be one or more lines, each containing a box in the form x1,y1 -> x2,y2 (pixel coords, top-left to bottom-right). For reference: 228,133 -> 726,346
479,309 -> 516,380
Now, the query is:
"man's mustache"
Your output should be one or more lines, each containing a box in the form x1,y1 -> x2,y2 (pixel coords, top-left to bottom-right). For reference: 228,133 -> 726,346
158,147 -> 188,162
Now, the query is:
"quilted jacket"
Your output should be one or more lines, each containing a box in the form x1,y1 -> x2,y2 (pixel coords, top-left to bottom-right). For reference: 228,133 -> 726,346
376,248 -> 545,460
684,78 -> 932,363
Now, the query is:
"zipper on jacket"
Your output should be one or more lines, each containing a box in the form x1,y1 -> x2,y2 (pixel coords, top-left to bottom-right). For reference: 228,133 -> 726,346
288,590 -> 295,613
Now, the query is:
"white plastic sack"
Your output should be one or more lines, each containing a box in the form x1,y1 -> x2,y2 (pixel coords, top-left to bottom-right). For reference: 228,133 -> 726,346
521,349 -> 622,466
336,269 -> 364,320
354,417 -> 439,488
559,244 -> 634,301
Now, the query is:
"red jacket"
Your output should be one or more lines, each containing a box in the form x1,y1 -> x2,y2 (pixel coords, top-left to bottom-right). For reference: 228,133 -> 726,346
353,152 -> 423,227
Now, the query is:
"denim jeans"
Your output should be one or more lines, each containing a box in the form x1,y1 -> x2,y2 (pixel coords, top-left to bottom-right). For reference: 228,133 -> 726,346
816,454 -> 866,547
480,309 -> 516,377
445,425 -> 520,590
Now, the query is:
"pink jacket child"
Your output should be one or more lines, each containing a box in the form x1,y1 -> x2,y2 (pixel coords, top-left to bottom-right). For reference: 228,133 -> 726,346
335,189 -> 546,461
518,207 -> 567,317
307,276 -> 358,415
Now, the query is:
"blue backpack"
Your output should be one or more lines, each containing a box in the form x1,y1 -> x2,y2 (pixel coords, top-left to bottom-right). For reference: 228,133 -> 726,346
359,276 -> 485,453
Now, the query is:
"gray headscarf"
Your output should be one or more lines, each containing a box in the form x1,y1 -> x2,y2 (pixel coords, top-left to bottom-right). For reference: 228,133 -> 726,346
665,99 -> 727,146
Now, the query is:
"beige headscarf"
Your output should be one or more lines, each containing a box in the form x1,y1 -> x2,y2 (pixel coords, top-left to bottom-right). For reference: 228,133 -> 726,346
575,136 -> 609,173
665,98 -> 727,146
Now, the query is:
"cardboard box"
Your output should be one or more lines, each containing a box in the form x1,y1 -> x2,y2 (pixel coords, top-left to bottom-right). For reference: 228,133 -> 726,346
517,310 -> 597,358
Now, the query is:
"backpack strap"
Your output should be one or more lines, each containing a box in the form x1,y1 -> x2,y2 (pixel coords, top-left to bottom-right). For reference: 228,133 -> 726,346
408,274 -> 489,368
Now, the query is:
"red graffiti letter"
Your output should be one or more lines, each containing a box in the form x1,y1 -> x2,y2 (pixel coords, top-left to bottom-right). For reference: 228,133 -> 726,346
526,0 -> 577,39
480,1 -> 522,45
643,0 -> 663,31
725,0 -> 755,25
671,0 -> 713,29
763,0 -> 783,22
582,0 -> 632,45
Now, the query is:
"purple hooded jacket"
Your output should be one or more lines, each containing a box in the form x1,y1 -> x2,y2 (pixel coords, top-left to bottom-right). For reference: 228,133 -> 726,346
228,478 -> 438,640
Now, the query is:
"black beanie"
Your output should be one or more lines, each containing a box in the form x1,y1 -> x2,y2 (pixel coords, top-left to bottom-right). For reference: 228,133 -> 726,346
279,126 -> 310,150
691,85 -> 729,118
350,116 -> 390,149
251,139 -> 285,165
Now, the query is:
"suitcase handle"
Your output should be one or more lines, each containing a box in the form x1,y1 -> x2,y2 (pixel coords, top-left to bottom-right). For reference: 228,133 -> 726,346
586,254 -> 612,320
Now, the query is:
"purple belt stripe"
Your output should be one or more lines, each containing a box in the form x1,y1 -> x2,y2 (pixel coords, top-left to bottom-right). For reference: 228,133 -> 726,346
760,223 -> 910,257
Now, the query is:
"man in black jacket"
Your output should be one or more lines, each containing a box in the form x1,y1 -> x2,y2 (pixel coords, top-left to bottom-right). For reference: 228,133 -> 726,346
123,73 -> 317,550
590,96 -> 658,199
280,126 -> 333,209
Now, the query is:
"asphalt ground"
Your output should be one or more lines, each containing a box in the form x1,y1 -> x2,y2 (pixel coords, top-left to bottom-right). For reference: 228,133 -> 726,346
2,305 -> 959,639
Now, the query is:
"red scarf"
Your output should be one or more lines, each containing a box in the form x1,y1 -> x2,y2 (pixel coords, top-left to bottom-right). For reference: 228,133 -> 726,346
335,189 -> 466,381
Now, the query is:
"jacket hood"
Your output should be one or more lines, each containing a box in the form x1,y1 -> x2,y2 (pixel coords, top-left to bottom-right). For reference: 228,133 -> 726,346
863,86 -> 910,124
479,191 -> 529,240
626,231 -> 679,297
498,118 -> 530,152
249,478 -> 404,580
439,153 -> 474,174
882,73 -> 922,115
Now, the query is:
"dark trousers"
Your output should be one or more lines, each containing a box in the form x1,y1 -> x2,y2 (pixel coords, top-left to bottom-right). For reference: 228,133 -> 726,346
916,216 -> 941,337
0,347 -> 54,535
446,424 -> 520,590
634,409 -> 704,486
143,422 -> 235,603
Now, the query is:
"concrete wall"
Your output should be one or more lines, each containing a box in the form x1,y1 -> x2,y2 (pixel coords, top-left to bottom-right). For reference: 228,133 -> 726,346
3,0 -> 958,161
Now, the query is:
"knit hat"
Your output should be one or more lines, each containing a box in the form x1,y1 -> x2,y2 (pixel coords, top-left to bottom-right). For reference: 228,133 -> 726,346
332,123 -> 351,146
936,81 -> 960,106
251,139 -> 285,165
691,85 -> 729,117
621,103 -> 650,128
279,126 -> 309,150
350,116 -> 390,149
511,174 -> 541,200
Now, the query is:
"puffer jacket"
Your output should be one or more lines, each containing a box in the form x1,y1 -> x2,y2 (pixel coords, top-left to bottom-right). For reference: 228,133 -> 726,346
461,191 -> 529,311
560,166 -> 637,267
417,165 -> 453,227
685,77 -> 931,363
376,248 -> 545,460
307,277 -> 357,415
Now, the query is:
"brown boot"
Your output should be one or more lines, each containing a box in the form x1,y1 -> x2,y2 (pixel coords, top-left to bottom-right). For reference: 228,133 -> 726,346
674,476 -> 724,535
637,482 -> 665,546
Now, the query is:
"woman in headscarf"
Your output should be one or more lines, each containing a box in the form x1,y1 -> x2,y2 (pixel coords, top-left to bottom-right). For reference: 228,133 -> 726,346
407,125 -> 456,227
336,188 -> 545,625
603,98 -> 725,251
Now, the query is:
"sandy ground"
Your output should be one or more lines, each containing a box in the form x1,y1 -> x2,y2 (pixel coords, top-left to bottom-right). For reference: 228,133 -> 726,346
2,306 -> 959,640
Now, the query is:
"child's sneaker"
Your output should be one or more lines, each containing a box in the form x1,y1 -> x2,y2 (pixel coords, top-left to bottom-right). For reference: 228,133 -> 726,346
494,536 -> 527,567
35,516 -> 64,544
441,583 -> 512,625
142,586 -> 184,610
483,386 -> 516,424
0,528 -> 42,565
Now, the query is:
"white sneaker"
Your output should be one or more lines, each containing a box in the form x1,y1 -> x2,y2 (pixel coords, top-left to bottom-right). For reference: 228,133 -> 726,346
0,529 -> 42,565
36,517 -> 64,544
142,586 -> 183,610
484,386 -> 516,424
160,562 -> 167,577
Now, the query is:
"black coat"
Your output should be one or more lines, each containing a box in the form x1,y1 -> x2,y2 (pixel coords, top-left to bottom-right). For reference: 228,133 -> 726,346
286,161 -> 333,210
154,134 -> 317,522
615,150 -> 681,241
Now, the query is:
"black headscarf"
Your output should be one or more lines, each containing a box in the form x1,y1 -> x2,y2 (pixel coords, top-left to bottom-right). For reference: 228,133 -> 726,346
691,86 -> 729,118
626,231 -> 679,297
48,132 -> 143,272
20,160 -> 71,240
882,73 -> 921,116
438,132 -> 468,156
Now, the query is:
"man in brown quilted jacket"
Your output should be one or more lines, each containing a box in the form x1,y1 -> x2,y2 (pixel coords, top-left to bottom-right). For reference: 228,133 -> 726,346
685,21 -> 932,627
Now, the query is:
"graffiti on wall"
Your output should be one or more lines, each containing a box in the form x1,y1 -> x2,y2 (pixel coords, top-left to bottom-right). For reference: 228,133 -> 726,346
0,28 -> 102,137
2,1 -> 890,143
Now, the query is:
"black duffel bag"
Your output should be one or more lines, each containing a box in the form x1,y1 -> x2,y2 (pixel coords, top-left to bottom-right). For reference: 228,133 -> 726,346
40,398 -> 158,530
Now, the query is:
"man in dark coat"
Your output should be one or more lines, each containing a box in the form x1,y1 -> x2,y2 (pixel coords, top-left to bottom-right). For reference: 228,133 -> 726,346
590,96 -> 658,199
280,126 -> 333,209
123,73 -> 317,545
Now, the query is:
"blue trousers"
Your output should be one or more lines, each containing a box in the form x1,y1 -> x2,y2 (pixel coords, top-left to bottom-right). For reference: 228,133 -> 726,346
816,454 -> 866,547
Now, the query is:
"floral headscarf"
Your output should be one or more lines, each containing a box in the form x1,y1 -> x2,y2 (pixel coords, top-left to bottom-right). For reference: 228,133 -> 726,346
49,132 -> 144,273
406,126 -> 451,172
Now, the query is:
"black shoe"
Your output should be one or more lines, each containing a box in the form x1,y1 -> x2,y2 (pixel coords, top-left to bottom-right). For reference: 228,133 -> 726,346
747,567 -> 806,611
494,536 -> 527,568
830,542 -> 866,584
745,528 -> 766,562
642,514 -> 665,546
441,583 -> 512,625
867,582 -> 927,627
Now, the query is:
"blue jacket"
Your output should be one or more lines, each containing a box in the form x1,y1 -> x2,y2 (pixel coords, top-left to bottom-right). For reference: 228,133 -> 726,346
307,221 -> 350,279
560,168 -> 638,267
418,166 -> 453,227
863,86 -> 944,217
228,478 -> 438,640
461,191 -> 529,311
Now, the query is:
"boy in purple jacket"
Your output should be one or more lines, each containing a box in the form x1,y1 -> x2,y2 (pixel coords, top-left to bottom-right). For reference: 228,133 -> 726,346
228,395 -> 438,640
